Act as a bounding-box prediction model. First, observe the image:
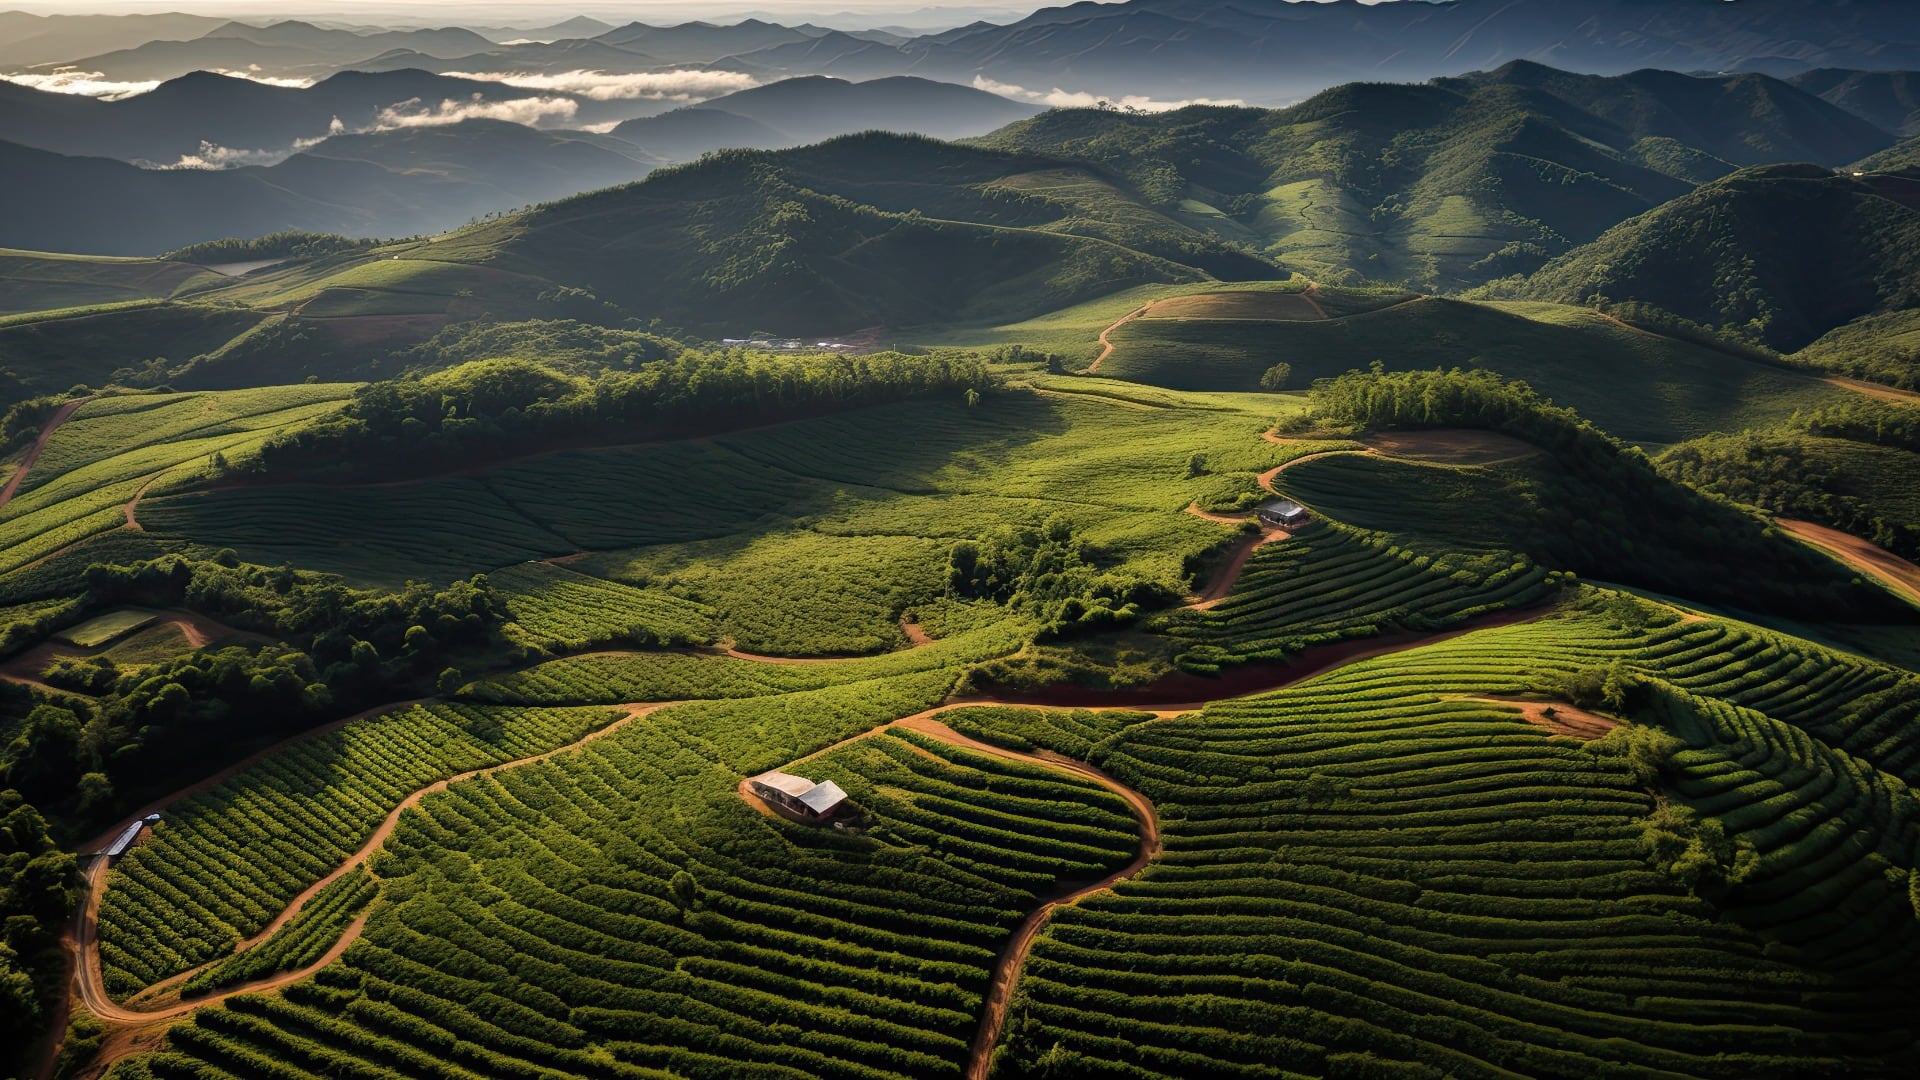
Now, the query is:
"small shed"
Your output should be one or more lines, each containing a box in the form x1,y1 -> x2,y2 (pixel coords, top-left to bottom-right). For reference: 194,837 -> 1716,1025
1257,499 -> 1310,528
748,771 -> 850,822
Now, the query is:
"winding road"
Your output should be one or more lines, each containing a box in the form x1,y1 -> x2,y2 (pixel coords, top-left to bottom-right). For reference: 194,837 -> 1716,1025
0,397 -> 89,512
45,427 -> 1545,1079
1088,304 -> 1150,373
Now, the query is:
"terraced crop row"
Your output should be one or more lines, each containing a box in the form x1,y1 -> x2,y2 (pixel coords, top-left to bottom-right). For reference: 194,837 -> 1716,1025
105,598 -> 1920,1078
1659,690 -> 1920,973
98,703 -> 619,996
1155,521 -> 1567,669
0,387 -> 354,575
492,562 -> 717,653
470,621 -> 1029,706
180,870 -> 378,996
116,694 -> 1141,1080
959,613 -> 1920,1078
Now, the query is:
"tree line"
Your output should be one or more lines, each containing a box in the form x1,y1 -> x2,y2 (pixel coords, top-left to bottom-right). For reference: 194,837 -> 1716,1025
248,350 -> 995,482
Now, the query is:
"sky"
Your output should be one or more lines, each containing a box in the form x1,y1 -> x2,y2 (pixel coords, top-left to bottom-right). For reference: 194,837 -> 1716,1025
2,1 -> 1052,26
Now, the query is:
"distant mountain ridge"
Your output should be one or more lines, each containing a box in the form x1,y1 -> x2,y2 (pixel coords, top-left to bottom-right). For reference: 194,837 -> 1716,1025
1503,163 -> 1920,356
977,62 -> 1896,289
612,76 -> 1041,160
447,132 -> 1263,333
0,68 -> 623,164
23,2 -> 1920,107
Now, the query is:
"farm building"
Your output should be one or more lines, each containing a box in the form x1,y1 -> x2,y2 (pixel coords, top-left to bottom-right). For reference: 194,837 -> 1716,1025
748,770 -> 850,822
1258,499 -> 1310,527
103,813 -> 162,863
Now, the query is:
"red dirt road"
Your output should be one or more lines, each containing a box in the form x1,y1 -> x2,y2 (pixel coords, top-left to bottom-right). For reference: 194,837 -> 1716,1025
0,397 -> 88,512
737,704 -> 1164,1080
1777,518 -> 1920,607
58,698 -> 676,1077
1088,304 -> 1149,373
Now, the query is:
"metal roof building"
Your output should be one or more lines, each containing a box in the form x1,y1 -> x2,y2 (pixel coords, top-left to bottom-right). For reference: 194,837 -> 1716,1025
1257,498 -> 1310,527
103,813 -> 161,862
748,771 -> 851,822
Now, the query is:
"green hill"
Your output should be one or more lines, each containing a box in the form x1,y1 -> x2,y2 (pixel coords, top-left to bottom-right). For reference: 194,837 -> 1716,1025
1503,164 -> 1920,354
973,65 -> 1891,291
1093,293 -> 1851,445
435,133 -> 1269,334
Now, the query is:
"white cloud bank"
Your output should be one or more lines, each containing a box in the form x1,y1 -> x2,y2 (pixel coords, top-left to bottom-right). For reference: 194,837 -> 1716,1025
165,118 -> 343,170
371,93 -> 580,129
972,75 -> 1245,113
0,66 -> 316,100
441,68 -> 759,102
0,68 -> 160,99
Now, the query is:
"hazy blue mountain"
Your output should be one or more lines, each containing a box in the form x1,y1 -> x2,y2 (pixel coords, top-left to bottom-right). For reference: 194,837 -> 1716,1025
611,75 -> 1038,161
1791,69 -> 1920,138
0,69 -> 613,164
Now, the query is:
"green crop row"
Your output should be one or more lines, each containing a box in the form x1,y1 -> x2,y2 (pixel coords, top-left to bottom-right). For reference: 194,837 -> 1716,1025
1154,520 -> 1568,669
97,703 -> 620,996
126,681 -> 1145,1080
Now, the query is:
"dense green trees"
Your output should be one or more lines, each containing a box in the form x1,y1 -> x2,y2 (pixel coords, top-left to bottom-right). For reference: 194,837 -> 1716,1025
947,516 -> 1168,636
0,790 -> 77,1058
252,351 -> 995,481
162,233 -> 376,265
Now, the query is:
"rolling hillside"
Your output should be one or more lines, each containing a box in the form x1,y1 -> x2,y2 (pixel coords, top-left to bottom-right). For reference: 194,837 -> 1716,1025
1507,164 -> 1920,354
434,133 -> 1270,333
975,66 -> 1892,289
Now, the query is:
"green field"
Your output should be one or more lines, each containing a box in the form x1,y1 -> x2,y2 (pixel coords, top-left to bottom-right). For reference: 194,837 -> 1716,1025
0,249 -> 222,318
0,386 -> 353,575
53,608 -> 157,648
1097,297 -> 1852,445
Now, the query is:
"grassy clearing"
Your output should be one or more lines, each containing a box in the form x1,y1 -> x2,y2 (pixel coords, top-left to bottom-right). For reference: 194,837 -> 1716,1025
54,609 -> 158,648
0,249 -> 221,318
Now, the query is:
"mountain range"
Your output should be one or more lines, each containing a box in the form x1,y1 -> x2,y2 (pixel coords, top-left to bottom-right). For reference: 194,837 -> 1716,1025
611,76 -> 1040,157
0,73 -> 1045,253
18,2 -> 1920,106
978,61 -> 1899,289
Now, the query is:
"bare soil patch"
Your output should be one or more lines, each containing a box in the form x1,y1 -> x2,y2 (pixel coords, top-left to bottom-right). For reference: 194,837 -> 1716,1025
1361,428 -> 1542,465
1141,291 -> 1328,322
1778,518 -> 1920,607
1822,376 -> 1920,405
1475,697 -> 1620,739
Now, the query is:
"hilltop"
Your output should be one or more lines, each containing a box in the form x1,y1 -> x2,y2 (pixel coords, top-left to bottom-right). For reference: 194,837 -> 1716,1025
438,132 -> 1270,333
1503,164 -> 1920,357
977,64 -> 1889,289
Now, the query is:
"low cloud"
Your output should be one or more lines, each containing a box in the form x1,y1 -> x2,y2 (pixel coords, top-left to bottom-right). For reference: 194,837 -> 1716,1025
442,68 -> 759,103
210,67 -> 314,89
0,68 -> 159,99
972,75 -> 1245,113
372,94 -> 580,130
1,66 -> 316,99
163,119 -> 343,170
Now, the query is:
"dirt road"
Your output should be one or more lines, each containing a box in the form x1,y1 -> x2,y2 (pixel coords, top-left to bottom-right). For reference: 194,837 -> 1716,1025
1088,305 -> 1150,373
0,397 -> 88,512
58,698 -> 677,1074
1777,518 -> 1920,607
